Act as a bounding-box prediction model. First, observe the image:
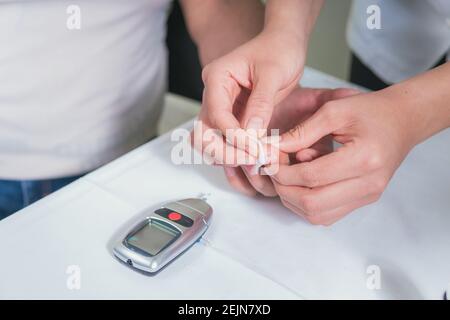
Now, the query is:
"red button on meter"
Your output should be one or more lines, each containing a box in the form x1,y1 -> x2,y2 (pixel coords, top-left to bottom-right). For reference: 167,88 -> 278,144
168,212 -> 182,221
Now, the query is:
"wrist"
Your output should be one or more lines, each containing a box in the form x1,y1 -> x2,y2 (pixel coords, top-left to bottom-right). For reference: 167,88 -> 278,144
379,84 -> 441,148
262,22 -> 308,53
263,0 -> 322,54
259,27 -> 308,69
387,63 -> 450,145
187,1 -> 264,66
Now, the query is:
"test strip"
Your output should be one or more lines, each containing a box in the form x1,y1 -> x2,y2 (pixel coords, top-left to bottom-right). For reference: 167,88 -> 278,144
256,140 -> 267,167
248,139 -> 268,175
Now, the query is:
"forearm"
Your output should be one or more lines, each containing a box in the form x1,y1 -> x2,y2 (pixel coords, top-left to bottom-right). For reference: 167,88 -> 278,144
382,62 -> 450,145
264,0 -> 324,50
180,0 -> 264,65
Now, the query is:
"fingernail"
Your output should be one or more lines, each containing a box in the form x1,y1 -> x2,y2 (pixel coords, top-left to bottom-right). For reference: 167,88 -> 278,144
224,167 -> 236,177
246,117 -> 264,130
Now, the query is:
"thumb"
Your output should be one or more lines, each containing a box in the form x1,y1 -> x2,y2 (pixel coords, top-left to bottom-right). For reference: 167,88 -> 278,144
278,103 -> 343,153
242,71 -> 283,134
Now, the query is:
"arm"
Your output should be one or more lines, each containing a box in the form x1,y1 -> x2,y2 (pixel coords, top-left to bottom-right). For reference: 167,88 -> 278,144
180,0 -> 264,65
386,62 -> 450,144
264,0 -> 323,51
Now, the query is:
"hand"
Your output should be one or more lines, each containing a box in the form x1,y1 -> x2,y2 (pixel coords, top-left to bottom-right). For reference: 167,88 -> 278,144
214,87 -> 359,197
201,30 -> 306,150
267,90 -> 419,225
193,27 -> 303,194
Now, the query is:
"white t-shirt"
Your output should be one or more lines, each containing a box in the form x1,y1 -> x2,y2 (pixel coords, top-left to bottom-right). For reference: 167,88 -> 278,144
0,0 -> 171,179
347,0 -> 450,84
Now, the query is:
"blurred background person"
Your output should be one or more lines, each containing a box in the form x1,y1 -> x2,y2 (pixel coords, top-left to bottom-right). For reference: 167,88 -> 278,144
0,0 -> 264,219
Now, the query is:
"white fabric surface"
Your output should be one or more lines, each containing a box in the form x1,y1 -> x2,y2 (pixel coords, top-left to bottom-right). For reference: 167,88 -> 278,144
0,68 -> 449,299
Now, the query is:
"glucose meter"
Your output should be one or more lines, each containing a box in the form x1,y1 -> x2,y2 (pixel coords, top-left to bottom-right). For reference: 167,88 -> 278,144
112,198 -> 212,273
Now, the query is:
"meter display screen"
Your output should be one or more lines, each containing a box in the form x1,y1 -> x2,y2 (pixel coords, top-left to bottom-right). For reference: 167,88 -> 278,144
125,219 -> 180,256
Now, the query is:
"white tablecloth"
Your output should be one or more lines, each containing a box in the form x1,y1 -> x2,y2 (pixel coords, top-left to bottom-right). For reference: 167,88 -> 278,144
0,68 -> 449,299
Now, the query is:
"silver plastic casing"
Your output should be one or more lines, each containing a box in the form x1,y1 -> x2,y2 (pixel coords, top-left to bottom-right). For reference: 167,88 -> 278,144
112,198 -> 212,274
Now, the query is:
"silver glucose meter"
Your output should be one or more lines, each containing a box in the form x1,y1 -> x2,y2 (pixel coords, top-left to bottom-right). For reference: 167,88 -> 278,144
112,198 -> 213,274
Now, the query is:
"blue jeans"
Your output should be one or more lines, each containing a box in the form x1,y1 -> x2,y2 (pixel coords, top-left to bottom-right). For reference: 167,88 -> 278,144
0,175 -> 82,221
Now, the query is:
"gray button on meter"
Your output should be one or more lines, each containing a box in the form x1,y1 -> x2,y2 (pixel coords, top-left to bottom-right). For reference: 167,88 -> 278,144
112,198 -> 212,273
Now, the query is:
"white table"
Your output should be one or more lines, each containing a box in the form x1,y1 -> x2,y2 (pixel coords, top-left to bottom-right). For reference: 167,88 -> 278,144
0,68 -> 449,299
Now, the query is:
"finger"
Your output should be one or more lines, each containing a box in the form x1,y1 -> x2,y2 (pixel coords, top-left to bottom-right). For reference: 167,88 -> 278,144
308,176 -> 385,213
206,135 -> 257,166
241,67 -> 284,133
317,87 -> 360,105
267,146 -> 364,187
295,137 -> 333,162
281,195 -> 376,226
279,197 -> 307,219
273,172 -> 383,217
295,149 -> 322,163
241,165 -> 277,197
236,138 -> 281,197
272,181 -> 311,214
192,119 -> 257,166
278,101 -> 346,153
225,128 -> 261,159
261,146 -> 291,177
202,72 -> 241,135
270,87 -> 359,127
223,167 -> 257,197
282,175 -> 382,214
